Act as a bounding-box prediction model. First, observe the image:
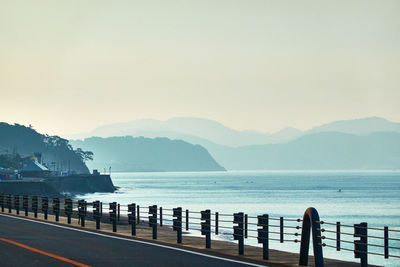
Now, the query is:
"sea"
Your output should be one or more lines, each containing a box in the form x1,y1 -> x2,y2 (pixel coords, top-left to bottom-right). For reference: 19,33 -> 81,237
78,170 -> 400,266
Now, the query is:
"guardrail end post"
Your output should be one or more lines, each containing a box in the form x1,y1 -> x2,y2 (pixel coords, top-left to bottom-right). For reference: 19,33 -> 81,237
299,207 -> 324,267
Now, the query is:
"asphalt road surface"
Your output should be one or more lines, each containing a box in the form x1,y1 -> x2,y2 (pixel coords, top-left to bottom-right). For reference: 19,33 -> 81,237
0,214 -> 266,267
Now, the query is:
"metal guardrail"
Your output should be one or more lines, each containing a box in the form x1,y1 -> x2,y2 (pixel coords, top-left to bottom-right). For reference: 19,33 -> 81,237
0,194 -> 399,267
315,219 -> 400,267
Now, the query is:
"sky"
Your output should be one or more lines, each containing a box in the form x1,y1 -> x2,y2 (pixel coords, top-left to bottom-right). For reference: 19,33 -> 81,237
1,0 -> 399,135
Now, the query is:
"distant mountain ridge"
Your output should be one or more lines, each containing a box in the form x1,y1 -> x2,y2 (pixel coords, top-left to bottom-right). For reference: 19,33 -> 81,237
307,117 -> 400,135
214,131 -> 400,170
65,116 -> 400,148
69,136 -> 225,172
66,116 -> 400,171
65,117 -> 302,147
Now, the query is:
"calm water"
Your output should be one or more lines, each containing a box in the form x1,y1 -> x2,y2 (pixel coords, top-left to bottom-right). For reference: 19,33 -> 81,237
80,171 -> 400,266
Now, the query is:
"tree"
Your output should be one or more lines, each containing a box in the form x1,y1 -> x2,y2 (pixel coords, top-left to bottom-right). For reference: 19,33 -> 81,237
0,153 -> 23,169
74,148 -> 94,162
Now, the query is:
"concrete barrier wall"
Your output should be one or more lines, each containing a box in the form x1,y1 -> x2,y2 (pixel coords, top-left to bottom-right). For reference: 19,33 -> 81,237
0,181 -> 63,197
45,175 -> 116,194
0,175 -> 116,197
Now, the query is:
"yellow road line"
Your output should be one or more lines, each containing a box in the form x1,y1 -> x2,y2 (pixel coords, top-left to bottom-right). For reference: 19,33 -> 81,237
0,237 -> 91,267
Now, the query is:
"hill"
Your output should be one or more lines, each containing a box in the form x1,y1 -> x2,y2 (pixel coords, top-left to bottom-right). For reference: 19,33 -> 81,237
0,122 -> 90,173
65,117 -> 301,147
211,132 -> 400,170
307,117 -> 400,135
69,136 -> 226,172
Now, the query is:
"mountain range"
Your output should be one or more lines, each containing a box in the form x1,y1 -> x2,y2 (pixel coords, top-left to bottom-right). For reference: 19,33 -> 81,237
67,117 -> 400,170
65,117 -> 303,147
213,132 -> 400,170
66,116 -> 400,146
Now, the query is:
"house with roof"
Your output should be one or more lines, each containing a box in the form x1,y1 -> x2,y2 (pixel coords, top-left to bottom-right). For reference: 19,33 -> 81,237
20,161 -> 50,178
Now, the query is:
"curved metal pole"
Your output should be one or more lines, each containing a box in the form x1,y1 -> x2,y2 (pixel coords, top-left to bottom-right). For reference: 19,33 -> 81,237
299,207 -> 324,267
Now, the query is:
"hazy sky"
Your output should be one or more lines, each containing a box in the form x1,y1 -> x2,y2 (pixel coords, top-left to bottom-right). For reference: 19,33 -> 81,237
1,0 -> 399,135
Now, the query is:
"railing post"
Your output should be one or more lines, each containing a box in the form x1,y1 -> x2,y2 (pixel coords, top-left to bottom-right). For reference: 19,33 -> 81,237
299,207 -> 324,267
117,203 -> 120,221
148,205 -> 157,239
336,222 -> 340,251
109,202 -> 117,232
173,207 -> 182,243
32,196 -> 38,218
93,201 -> 101,229
384,226 -> 389,259
280,217 -> 284,243
14,195 -> 20,215
128,203 -> 136,236
354,222 -> 368,267
78,200 -> 86,227
7,194 -> 11,213
186,209 -> 189,231
23,195 -> 28,216
257,214 -> 269,260
53,198 -> 60,221
137,205 -> 140,224
233,212 -> 244,255
42,197 -> 48,220
245,214 -> 248,238
215,212 -> 219,235
65,199 -> 72,224
0,194 -> 4,212
201,209 -> 211,248
160,207 -> 163,227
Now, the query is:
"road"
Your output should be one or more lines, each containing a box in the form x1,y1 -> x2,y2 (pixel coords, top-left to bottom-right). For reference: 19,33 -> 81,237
0,214 -> 266,267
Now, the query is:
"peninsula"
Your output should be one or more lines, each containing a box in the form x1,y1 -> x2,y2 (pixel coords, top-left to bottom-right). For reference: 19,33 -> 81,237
0,122 -> 116,197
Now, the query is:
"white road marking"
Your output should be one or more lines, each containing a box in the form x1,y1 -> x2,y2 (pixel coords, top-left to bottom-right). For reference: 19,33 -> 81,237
0,213 -> 268,267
